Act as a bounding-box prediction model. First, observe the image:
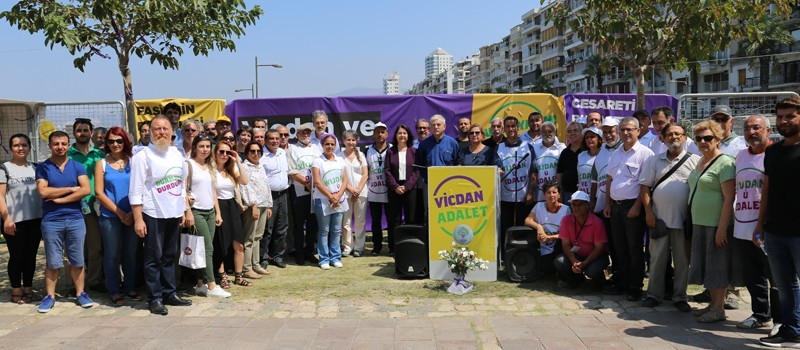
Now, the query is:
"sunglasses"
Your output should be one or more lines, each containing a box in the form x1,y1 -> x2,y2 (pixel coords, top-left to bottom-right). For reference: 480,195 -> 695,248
222,136 -> 235,142
469,131 -> 482,135
217,150 -> 232,155
106,139 -> 124,145
279,133 -> 290,137
248,149 -> 263,154
712,116 -> 731,123
695,135 -> 715,143
182,128 -> 198,133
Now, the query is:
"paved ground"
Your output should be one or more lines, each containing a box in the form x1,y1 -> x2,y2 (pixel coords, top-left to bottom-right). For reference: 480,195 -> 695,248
0,291 -> 774,349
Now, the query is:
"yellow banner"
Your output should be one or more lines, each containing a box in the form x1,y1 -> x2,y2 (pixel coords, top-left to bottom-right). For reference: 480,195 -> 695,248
428,166 -> 498,266
470,93 -> 567,142
134,98 -> 226,124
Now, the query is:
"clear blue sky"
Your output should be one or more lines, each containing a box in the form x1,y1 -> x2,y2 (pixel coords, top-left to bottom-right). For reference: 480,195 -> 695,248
0,1 -> 536,103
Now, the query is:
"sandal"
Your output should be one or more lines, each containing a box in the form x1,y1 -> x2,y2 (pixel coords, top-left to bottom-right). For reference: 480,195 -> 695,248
22,292 -> 42,303
125,291 -> 145,302
110,294 -> 127,307
234,273 -> 253,287
218,273 -> 232,289
692,305 -> 711,316
697,309 -> 726,323
10,293 -> 25,305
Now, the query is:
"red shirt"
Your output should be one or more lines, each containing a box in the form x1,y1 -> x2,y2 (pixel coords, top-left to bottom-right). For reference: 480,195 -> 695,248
558,213 -> 607,257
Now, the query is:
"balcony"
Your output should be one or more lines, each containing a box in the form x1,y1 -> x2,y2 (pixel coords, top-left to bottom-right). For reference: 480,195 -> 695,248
703,81 -> 730,92
522,21 -> 539,32
744,73 -> 800,88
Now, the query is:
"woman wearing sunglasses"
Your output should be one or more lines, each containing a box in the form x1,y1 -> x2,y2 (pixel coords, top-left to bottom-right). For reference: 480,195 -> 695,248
94,127 -> 143,305
687,120 -> 736,323
212,141 -> 250,287
458,123 -> 499,166
217,130 -> 236,149
239,141 -> 273,278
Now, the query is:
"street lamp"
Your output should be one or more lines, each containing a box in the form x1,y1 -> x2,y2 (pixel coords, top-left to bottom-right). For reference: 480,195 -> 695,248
255,56 -> 283,98
234,83 -> 255,98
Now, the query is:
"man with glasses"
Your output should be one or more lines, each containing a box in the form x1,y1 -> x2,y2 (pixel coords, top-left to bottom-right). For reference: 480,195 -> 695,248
521,112 -> 544,144
178,119 -> 202,160
496,116 -> 537,254
203,120 -> 217,141
415,114 -> 460,181
709,105 -> 747,157
216,115 -> 232,135
603,116 -> 654,301
276,124 -> 295,256
413,119 -> 430,148
638,122 -> 698,312
260,129 -> 290,269
287,123 -> 320,265
276,125 -> 291,151
483,118 -> 506,149
591,117 -> 622,288
367,122 -> 390,255
647,107 -> 699,155
310,110 -> 340,152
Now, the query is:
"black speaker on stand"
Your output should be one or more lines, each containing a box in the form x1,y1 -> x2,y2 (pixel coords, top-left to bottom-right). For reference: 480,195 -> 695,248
505,226 -> 541,282
394,224 -> 429,278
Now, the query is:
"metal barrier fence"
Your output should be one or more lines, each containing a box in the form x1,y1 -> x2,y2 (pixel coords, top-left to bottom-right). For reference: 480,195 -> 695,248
34,101 -> 126,162
0,103 -> 40,162
678,92 -> 799,138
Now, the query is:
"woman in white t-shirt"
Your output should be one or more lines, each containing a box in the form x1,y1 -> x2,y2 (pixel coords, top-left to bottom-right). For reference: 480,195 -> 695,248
312,134 -> 349,270
182,135 -> 228,298
524,181 -> 571,278
577,127 -> 602,195
341,130 -> 368,257
212,141 -> 249,287
0,134 -> 43,304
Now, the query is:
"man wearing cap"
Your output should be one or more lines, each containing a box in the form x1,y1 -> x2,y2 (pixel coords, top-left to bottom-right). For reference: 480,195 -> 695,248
415,114 -> 460,181
638,122 -> 699,312
591,117 -> 622,287
710,105 -> 747,157
604,116 -> 654,301
367,122 -> 391,255
68,118 -> 106,292
554,191 -> 609,289
521,112 -> 543,144
287,123 -> 320,265
496,116 -> 537,256
260,129 -> 290,269
634,109 -> 657,150
648,107 -> 699,155
216,115 -> 232,135
483,118 -> 506,149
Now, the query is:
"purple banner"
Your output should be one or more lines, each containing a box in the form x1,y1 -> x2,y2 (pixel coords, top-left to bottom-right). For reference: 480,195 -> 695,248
563,94 -> 679,122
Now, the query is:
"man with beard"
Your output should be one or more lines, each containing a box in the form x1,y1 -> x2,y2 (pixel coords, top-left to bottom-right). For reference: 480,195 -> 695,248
482,118 -> 505,149
203,120 -> 217,140
757,97 -> 800,348
133,121 -> 151,154
367,122 -> 391,255
91,127 -> 107,152
496,116 -> 536,256
413,118 -> 430,148
638,123 -> 699,312
521,112 -> 544,144
457,117 -> 471,147
532,122 -> 566,201
734,115 -> 780,335
604,117 -> 654,301
215,115 -> 232,135
67,118 -> 105,292
130,115 -> 192,315
287,123 -> 320,265
648,107 -> 699,155
261,129 -> 290,269
591,117 -> 622,289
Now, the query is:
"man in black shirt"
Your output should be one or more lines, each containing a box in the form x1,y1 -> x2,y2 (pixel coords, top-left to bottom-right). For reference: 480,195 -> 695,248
482,118 -> 505,148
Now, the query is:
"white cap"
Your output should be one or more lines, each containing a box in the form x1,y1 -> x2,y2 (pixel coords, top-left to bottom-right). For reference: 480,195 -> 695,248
374,122 -> 388,129
601,117 -> 619,127
297,123 -> 313,131
568,191 -> 591,203
582,126 -> 603,138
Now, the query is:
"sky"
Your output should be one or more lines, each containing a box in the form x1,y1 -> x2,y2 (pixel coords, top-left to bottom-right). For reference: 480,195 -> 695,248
0,1 -> 537,104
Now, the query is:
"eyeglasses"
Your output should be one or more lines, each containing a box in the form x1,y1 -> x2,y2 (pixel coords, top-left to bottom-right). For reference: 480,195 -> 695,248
744,125 -> 763,132
619,127 -> 637,133
469,131 -> 482,135
694,135 -> 715,143
248,149 -> 263,155
182,128 -> 197,133
217,150 -> 231,155
279,133 -> 290,137
106,139 -> 124,145
222,136 -> 235,142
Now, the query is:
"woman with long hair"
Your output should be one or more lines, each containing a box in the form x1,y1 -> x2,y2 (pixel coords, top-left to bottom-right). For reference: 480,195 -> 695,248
212,141 -> 250,287
0,134 -> 43,304
94,127 -> 143,305
312,134 -> 349,270
183,135 -> 229,298
385,124 -> 419,238
341,130 -> 368,257
239,141 -> 273,278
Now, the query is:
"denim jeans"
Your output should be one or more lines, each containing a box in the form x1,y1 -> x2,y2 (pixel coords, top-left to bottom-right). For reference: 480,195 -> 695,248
314,199 -> 343,266
41,219 -> 86,269
764,231 -> 800,335
99,216 -> 139,295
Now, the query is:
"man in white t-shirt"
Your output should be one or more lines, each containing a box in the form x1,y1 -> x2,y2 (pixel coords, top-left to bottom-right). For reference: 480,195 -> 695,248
287,123 -> 321,265
367,122 -> 390,255
532,122 -> 565,201
130,116 -> 192,315
496,116 -> 536,255
733,115 -> 780,333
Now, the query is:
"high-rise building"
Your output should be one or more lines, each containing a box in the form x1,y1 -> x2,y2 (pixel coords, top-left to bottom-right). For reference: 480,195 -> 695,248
383,72 -> 401,95
425,48 -> 453,77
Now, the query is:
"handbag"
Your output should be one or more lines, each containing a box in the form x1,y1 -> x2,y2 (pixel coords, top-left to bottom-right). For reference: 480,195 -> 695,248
178,226 -> 206,269
649,153 -> 691,239
685,154 -> 723,240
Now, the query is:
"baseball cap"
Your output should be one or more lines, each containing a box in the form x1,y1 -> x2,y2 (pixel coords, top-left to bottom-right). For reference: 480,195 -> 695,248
601,117 -> 619,127
582,126 -> 603,138
374,122 -> 388,129
297,123 -> 313,132
710,105 -> 732,118
568,191 -> 591,203
216,115 -> 231,123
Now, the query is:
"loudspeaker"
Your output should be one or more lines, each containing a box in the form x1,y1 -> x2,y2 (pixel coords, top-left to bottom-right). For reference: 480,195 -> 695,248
394,225 -> 429,278
504,226 -> 541,282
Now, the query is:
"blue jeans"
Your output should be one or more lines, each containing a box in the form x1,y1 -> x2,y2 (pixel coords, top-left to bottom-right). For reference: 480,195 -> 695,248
764,231 -> 800,335
314,199 -> 343,266
99,216 -> 139,295
41,219 -> 86,269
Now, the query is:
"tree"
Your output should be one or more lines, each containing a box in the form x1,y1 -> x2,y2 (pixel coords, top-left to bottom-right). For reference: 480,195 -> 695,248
582,54 -> 607,92
530,77 -> 554,94
737,13 -> 794,91
545,0 -> 795,109
1,1 -> 263,135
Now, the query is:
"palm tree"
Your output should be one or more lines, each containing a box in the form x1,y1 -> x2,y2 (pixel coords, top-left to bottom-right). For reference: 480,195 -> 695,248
530,77 -> 554,94
738,13 -> 794,91
582,55 -> 607,92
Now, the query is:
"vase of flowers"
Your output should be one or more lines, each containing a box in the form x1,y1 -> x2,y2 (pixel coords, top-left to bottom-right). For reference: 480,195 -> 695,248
438,242 -> 489,295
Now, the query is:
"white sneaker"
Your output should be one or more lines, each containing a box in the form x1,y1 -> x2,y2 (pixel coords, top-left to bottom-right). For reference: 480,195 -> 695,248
206,286 -> 231,298
195,284 -> 209,296
333,261 -> 344,268
771,323 -> 783,337
320,263 -> 330,270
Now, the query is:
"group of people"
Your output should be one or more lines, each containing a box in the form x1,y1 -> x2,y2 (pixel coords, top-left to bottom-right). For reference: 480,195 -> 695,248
2,98 -> 799,347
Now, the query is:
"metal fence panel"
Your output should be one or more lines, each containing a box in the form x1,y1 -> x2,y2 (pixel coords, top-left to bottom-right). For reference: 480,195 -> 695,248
0,103 -> 38,162
35,101 -> 125,162
678,92 -> 799,139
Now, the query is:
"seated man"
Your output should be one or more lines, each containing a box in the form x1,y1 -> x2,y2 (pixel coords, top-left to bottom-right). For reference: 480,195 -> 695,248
553,191 -> 609,289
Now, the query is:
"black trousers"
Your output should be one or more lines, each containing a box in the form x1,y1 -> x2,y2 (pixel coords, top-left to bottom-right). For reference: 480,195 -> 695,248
610,199 -> 646,292
738,239 -> 781,323
261,190 -> 288,263
3,219 -> 42,288
369,201 -> 389,252
142,214 -> 180,303
292,192 -> 317,257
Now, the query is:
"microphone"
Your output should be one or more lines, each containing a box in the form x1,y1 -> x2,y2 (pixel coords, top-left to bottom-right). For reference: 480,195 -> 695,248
511,152 -> 530,171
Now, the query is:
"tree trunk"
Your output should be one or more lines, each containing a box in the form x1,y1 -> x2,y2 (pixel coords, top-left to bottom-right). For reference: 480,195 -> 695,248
759,56 -> 771,92
635,66 -> 646,110
118,55 -> 138,142
596,73 -> 603,93
689,63 -> 699,94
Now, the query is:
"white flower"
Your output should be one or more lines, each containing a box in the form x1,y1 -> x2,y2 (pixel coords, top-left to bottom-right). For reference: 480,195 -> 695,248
452,242 -> 456,247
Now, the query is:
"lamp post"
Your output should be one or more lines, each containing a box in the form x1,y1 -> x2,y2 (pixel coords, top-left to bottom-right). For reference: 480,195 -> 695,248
234,84 -> 255,98
255,56 -> 283,98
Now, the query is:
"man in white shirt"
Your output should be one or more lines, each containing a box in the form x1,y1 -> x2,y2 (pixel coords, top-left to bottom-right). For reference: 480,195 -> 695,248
287,123 -> 321,265
130,115 -> 192,315
497,116 -> 536,255
310,110 -> 340,152
591,116 -> 622,288
604,116 -> 655,301
532,122 -> 566,201
710,105 -> 747,157
260,129 -> 291,269
520,112 -> 543,144
132,121 -> 151,155
634,109 -> 657,149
